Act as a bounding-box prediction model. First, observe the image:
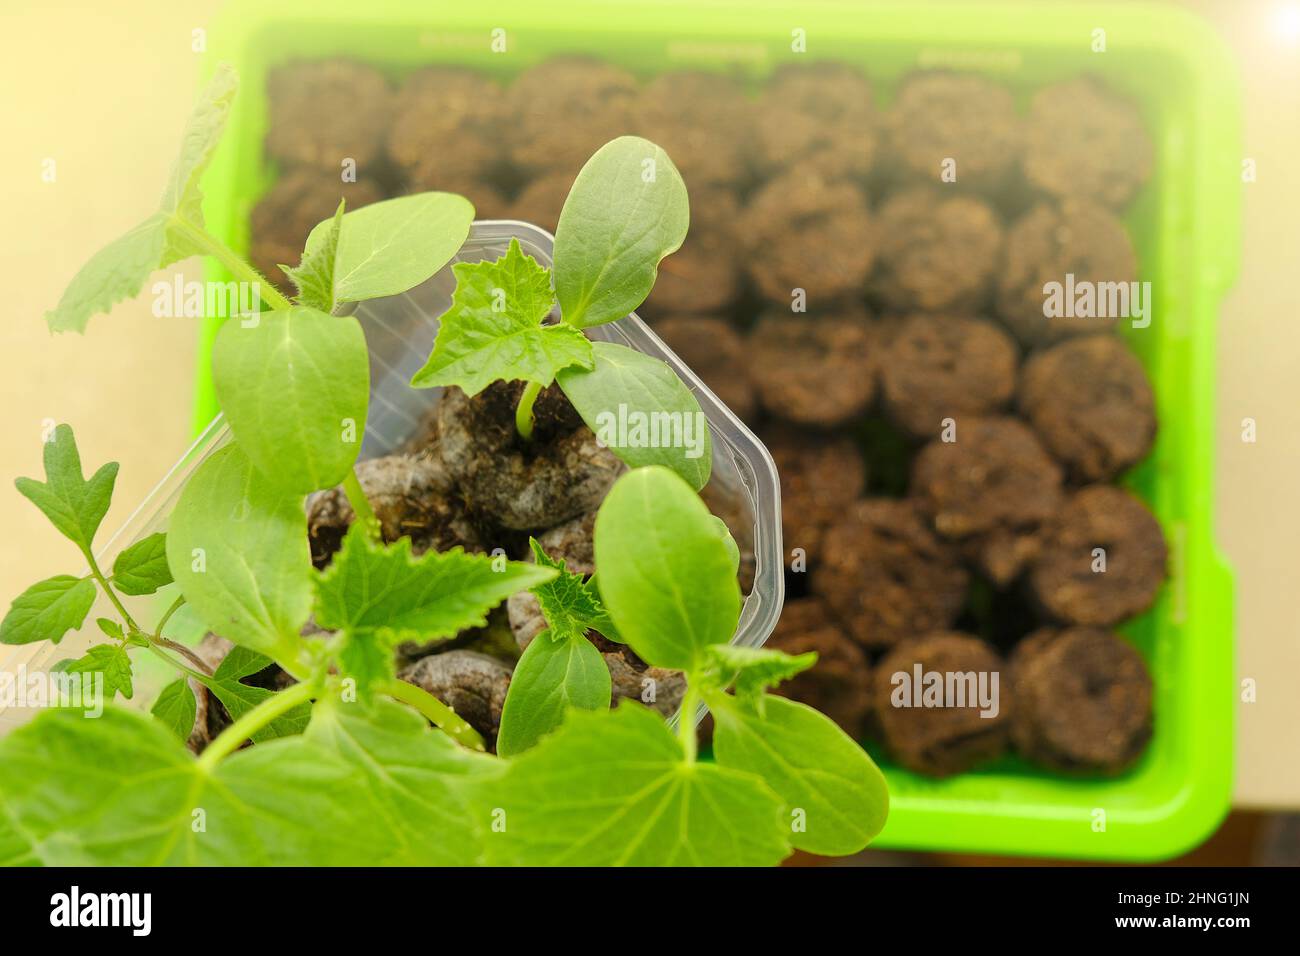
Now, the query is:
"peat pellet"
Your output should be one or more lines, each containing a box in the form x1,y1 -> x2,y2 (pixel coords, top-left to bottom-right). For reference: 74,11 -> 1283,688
507,169 -> 575,234
1010,627 -> 1153,774
599,634 -> 688,719
749,311 -> 879,428
767,598 -> 874,739
762,423 -> 866,565
1023,78 -> 1153,210
266,60 -> 394,173
742,164 -> 877,308
630,71 -> 754,188
249,168 -> 385,292
506,58 -> 638,177
386,67 -> 509,193
872,189 -> 1004,312
883,71 -> 1021,194
398,651 -> 513,751
436,382 -> 624,530
1029,485 -> 1167,627
879,314 -> 1019,442
644,187 -> 744,317
649,315 -> 755,422
1019,334 -> 1157,483
996,199 -> 1138,347
752,62 -> 877,181
814,498 -> 969,650
871,632 -> 1009,776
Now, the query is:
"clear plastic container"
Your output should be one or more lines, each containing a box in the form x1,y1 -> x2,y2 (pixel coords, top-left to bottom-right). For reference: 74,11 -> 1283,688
0,220 -> 785,731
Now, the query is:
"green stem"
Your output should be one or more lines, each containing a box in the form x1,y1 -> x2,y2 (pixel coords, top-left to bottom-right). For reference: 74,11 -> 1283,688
154,595 -> 186,637
83,549 -> 143,636
198,679 -> 318,772
172,216 -> 292,312
146,644 -> 215,688
678,684 -> 700,763
342,468 -> 382,542
515,381 -> 542,441
382,678 -> 487,752
154,637 -> 213,677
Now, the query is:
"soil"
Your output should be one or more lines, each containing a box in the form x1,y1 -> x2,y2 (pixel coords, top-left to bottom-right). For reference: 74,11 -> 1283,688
766,598 -> 874,739
597,632 -> 687,719
882,71 -> 1022,194
643,186 -> 744,317
814,498 -> 969,650
1028,485 -> 1168,627
872,189 -> 1005,313
879,314 -> 1019,442
397,650 -> 513,752
265,60 -> 395,173
742,164 -> 878,307
1009,627 -> 1153,774
996,199 -> 1138,347
748,310 -> 879,427
630,71 -> 755,188
1023,78 -> 1153,210
248,168 -> 386,293
1019,334 -> 1157,483
871,632 -> 1010,776
752,62 -> 878,181
435,382 -> 624,530
647,315 -> 756,422
761,423 -> 866,566
506,169 -> 575,235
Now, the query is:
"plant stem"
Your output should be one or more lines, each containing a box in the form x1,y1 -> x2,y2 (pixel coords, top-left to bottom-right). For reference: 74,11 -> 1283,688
146,644 -> 214,687
515,381 -> 542,441
382,677 -> 487,752
342,468 -> 382,542
171,216 -> 292,312
154,637 -> 213,677
198,679 -> 317,771
154,594 -> 186,637
678,684 -> 700,763
83,548 -> 144,636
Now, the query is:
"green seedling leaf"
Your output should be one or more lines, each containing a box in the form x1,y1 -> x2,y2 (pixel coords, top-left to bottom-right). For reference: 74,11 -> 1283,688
150,678 -> 197,742
283,200 -> 345,312
0,575 -> 96,646
213,644 -> 274,682
700,644 -> 818,706
709,694 -> 890,858
15,424 -> 118,553
553,136 -> 689,328
95,617 -> 123,640
55,644 -> 134,701
208,679 -> 310,743
110,531 -> 172,595
303,191 -> 475,305
527,538 -> 619,644
213,306 -> 370,494
165,444 -> 313,663
411,238 -> 594,394
709,515 -> 741,575
496,630 -> 611,757
0,800 -> 36,867
557,341 -> 711,489
46,66 -> 239,333
593,467 -> 740,671
314,524 -> 557,687
482,703 -> 789,866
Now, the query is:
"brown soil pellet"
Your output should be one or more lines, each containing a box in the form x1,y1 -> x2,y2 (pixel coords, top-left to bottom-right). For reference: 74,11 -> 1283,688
1028,485 -> 1167,626
506,169 -> 575,234
649,315 -> 756,422
742,164 -> 877,308
996,199 -> 1138,347
883,71 -> 1021,193
872,188 -> 1004,312
752,62 -> 877,181
879,314 -> 1019,442
644,186 -> 744,317
814,498 -> 969,650
872,632 -> 1009,776
761,423 -> 865,565
248,168 -> 385,292
386,67 -> 509,192
398,650 -> 513,751
1023,78 -> 1153,210
749,310 -> 879,427
1019,334 -> 1157,482
630,71 -> 754,188
266,60 -> 394,173
599,632 -> 687,719
767,598 -> 873,739
1010,627 -> 1153,774
506,58 -> 639,177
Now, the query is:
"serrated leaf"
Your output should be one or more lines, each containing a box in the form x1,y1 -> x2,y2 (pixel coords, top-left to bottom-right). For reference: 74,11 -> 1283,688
44,214 -> 169,334
111,531 -> 173,595
95,618 -> 123,640
284,200 -> 345,312
213,306 -> 369,494
554,136 -> 689,328
303,191 -> 475,304
709,693 -> 889,858
496,630 -> 611,757
527,538 -> 618,644
411,237 -> 594,394
482,703 -> 790,866
158,64 -> 239,231
0,575 -> 96,646
700,644 -> 817,705
165,443 -> 312,663
57,644 -> 134,701
150,678 -> 197,742
14,424 -> 118,552
557,341 -> 711,489
593,467 -> 740,671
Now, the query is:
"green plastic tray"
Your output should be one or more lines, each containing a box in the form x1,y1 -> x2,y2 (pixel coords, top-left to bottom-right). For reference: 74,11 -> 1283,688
196,0 -> 1240,861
